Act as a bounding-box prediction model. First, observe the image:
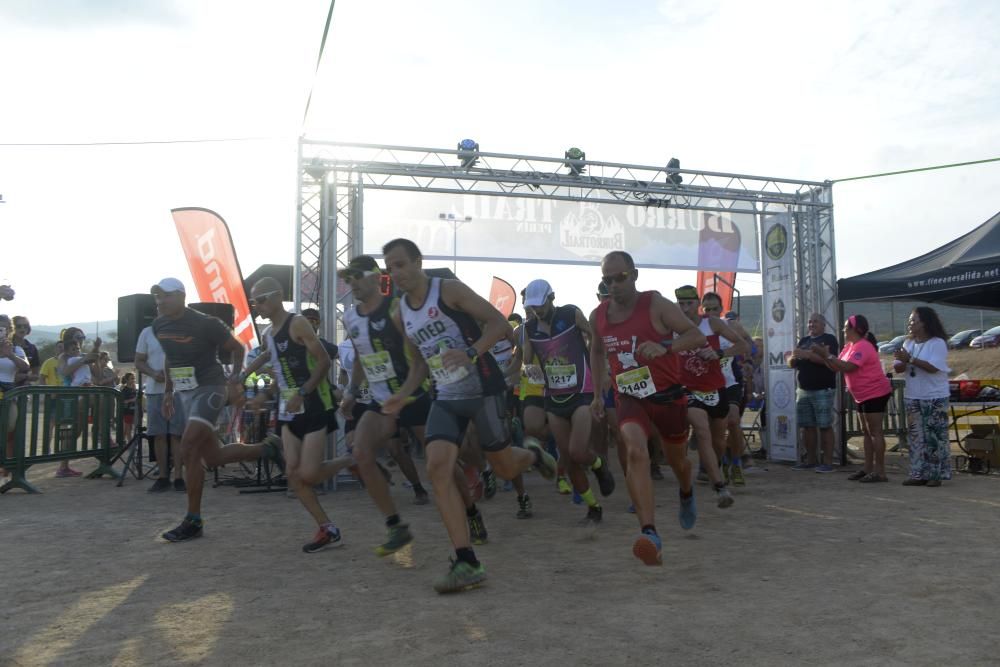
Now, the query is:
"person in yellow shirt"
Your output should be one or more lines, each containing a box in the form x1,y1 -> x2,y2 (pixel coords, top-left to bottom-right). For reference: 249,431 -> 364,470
39,341 -> 81,477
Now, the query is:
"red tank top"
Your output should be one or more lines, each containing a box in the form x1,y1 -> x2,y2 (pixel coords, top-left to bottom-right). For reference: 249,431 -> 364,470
595,291 -> 682,398
675,326 -> 726,392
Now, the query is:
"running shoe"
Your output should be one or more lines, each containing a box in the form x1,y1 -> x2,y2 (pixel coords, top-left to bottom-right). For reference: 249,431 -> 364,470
468,510 -> 489,545
678,493 -> 697,530
791,462 -> 817,471
516,494 -> 533,519
731,465 -> 746,486
162,518 -> 203,542
848,470 -> 868,481
148,478 -> 171,493
482,468 -> 498,499
650,464 -> 664,481
261,435 -> 286,473
55,467 -> 82,478
632,532 -> 662,566
433,558 -> 487,594
579,505 -> 603,527
814,464 -> 835,474
173,478 -> 186,492
556,476 -> 572,495
592,457 -> 616,497
524,437 -> 557,480
302,524 -> 343,553
715,486 -> 734,509
374,523 -> 414,557
414,489 -> 430,505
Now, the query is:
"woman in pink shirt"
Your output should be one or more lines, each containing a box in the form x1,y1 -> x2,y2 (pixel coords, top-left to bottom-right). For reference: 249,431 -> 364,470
821,315 -> 892,483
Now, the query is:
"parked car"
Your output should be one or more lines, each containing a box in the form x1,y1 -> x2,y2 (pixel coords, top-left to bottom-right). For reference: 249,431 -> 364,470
878,335 -> 907,355
948,329 -> 982,349
970,325 -> 1000,349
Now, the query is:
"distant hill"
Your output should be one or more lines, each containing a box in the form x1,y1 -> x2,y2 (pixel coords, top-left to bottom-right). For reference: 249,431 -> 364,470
29,322 -> 119,344
732,296 -> 1000,341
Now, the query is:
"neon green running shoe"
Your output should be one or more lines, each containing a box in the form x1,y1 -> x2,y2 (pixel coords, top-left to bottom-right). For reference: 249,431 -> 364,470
433,559 -> 487,594
556,476 -> 572,495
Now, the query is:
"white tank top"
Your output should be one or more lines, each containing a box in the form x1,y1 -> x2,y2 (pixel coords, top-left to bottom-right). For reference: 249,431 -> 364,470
699,317 -> 737,387
399,277 -> 484,400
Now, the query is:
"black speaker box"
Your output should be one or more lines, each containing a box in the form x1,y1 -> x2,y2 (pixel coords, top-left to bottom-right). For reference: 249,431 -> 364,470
117,294 -> 157,363
189,302 -> 235,328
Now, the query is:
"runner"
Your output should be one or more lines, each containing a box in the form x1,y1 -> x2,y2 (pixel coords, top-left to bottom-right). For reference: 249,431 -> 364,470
589,253 -> 706,565
380,238 -> 557,594
243,278 -> 353,552
521,278 -> 614,527
152,277 -> 285,543
717,306 -> 755,484
673,286 -> 746,508
337,255 -> 433,556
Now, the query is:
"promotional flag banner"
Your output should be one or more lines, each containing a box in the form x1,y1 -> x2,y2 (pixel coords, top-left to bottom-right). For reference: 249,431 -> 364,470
171,207 -> 258,352
696,270 -> 737,311
489,276 -> 517,317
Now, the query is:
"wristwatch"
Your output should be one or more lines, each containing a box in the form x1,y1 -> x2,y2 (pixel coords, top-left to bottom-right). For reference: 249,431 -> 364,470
298,387 -> 309,397
465,346 -> 478,362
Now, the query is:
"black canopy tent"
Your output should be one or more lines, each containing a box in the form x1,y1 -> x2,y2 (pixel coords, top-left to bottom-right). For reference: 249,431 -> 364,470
838,211 -> 1000,309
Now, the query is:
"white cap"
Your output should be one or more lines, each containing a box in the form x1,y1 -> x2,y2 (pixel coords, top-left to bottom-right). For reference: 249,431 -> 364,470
523,279 -> 554,307
151,277 -> 186,294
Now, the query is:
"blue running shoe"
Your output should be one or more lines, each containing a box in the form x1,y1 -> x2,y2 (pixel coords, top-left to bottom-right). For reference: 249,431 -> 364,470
572,490 -> 583,505
678,493 -> 697,530
632,532 -> 662,566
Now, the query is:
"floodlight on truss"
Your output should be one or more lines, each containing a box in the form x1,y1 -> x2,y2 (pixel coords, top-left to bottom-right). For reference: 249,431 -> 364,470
564,147 -> 586,176
457,139 -> 480,169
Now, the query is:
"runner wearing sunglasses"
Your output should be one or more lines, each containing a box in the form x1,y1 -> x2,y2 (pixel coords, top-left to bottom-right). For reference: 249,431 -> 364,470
589,252 -> 706,566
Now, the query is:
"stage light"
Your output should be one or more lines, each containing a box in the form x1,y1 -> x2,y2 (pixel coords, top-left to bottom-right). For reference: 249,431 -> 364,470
666,157 -> 683,185
564,147 -> 586,176
457,139 -> 479,169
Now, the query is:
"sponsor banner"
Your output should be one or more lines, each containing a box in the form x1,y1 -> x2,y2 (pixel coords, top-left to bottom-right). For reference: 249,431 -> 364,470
362,190 -> 759,272
172,207 -> 258,353
488,277 -> 516,318
696,270 -> 736,311
761,212 -> 797,462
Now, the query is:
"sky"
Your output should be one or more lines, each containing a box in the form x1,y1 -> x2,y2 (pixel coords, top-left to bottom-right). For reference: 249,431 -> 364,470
1,0 -> 999,330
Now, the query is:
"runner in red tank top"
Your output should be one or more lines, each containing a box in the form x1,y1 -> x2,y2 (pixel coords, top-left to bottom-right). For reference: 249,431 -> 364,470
589,251 -> 706,566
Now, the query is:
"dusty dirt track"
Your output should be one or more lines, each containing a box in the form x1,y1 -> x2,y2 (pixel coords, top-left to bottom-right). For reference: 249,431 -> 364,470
2,447 -> 999,666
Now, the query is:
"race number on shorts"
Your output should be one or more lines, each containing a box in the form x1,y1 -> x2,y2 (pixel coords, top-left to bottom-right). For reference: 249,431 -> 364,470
169,366 -> 198,392
616,366 -> 656,398
689,389 -> 721,406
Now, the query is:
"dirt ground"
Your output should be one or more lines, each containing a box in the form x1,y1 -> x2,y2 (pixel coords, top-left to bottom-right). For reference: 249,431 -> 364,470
2,442 -> 1000,667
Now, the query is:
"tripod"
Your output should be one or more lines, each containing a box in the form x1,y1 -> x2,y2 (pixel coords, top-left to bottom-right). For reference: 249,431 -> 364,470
112,371 -> 154,486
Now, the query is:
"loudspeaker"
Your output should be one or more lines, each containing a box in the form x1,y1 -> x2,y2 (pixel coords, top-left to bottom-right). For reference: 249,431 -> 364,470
189,302 -> 235,328
117,294 -> 157,363
190,302 -> 236,365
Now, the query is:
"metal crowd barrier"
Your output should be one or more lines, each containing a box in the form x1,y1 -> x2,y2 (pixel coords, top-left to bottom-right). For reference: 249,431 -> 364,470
0,386 -> 124,494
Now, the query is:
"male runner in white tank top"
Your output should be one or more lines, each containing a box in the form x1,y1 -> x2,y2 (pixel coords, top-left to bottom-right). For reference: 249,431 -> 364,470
380,238 -> 557,594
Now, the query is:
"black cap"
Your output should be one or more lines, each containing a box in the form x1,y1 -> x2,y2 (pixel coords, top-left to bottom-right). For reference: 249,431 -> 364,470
336,255 -> 381,279
597,281 -> 610,297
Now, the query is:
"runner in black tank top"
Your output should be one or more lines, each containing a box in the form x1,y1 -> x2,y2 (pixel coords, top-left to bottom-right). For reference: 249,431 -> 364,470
244,277 -> 354,554
381,238 -> 558,595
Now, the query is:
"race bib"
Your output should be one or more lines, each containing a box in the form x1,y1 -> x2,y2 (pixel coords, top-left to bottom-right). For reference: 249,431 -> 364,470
428,353 -> 469,387
689,389 -> 721,406
360,351 -> 396,383
523,364 -> 546,386
545,363 -> 578,390
616,366 -> 656,398
278,388 -> 305,421
169,367 -> 198,392
356,383 -> 372,404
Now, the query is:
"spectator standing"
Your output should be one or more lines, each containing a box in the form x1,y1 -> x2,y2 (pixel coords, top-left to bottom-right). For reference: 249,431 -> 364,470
38,341 -> 79,477
894,307 -> 952,487
1,317 -> 30,477
11,316 -> 39,385
788,313 -> 840,472
134,324 -> 186,492
823,315 -> 892,483
95,351 -> 119,388
119,372 -> 138,443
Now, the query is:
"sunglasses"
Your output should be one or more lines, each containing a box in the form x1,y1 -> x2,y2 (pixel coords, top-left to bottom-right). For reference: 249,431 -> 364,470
601,271 -> 633,286
251,290 -> 281,306
702,305 -> 722,312
340,269 -> 379,281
